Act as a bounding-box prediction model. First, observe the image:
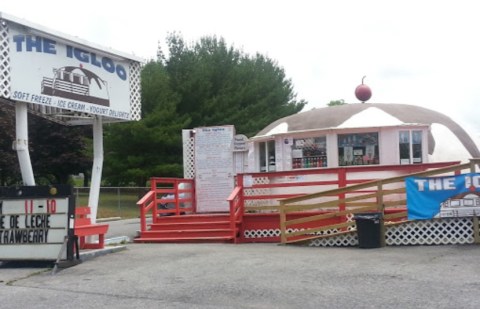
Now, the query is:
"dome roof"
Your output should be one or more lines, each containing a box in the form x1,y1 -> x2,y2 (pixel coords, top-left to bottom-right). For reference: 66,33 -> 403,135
254,103 -> 480,158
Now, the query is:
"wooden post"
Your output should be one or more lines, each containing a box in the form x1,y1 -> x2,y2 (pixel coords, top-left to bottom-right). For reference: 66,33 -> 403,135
280,201 -> 287,244
237,175 -> 244,215
470,158 -> 478,173
377,181 -> 386,247
152,179 -> 158,224
376,181 -> 384,213
474,216 -> 480,244
338,168 -> 347,212
237,176 -> 245,243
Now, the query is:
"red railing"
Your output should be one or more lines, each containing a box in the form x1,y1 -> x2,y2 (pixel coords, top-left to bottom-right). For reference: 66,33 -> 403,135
137,190 -> 155,232
150,177 -> 195,217
227,186 -> 244,243
137,161 -> 461,238
237,162 -> 460,214
136,178 -> 195,232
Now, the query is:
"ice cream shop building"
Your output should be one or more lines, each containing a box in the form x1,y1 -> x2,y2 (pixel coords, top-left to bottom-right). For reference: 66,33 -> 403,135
136,99 -> 480,246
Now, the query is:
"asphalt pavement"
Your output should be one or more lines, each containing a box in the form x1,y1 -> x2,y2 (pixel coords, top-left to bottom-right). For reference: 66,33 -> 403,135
1,218 -> 480,308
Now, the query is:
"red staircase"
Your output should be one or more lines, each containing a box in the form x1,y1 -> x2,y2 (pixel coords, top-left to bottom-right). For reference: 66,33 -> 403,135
135,213 -> 239,243
135,178 -> 243,244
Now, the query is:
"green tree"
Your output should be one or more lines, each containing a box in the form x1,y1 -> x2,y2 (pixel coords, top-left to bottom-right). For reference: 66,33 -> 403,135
0,105 -> 21,185
103,34 -> 306,185
0,104 -> 91,185
327,99 -> 346,106
103,61 -> 189,186
166,34 -> 306,136
29,115 -> 92,184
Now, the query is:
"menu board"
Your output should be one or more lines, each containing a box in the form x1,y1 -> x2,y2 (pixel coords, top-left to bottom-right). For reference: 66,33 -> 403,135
0,186 -> 74,260
194,126 -> 234,212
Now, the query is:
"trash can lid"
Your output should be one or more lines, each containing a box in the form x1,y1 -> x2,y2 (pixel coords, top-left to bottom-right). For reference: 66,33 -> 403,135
353,212 -> 382,220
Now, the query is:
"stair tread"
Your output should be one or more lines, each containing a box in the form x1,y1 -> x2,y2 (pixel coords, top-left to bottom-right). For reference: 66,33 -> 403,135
151,219 -> 241,224
151,221 -> 231,225
137,236 -> 234,240
135,236 -> 234,242
157,214 -> 230,218
143,228 -> 237,233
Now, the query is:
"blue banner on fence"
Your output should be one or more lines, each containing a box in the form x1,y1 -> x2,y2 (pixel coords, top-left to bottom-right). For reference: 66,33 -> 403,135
406,173 -> 480,220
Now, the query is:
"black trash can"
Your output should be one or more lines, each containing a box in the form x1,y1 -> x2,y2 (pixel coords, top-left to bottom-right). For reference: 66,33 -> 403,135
353,212 -> 385,248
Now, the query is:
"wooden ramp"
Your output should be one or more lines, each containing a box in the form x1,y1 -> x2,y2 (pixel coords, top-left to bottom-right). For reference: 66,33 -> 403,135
284,220 -> 409,246
285,229 -> 357,245
134,213 -> 239,243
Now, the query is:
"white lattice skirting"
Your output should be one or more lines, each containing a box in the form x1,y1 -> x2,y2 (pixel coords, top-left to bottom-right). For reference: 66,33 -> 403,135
385,218 -> 475,246
244,217 -> 480,247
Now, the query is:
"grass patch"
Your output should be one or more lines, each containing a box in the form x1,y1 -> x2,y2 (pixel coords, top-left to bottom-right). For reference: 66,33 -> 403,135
75,188 -> 148,219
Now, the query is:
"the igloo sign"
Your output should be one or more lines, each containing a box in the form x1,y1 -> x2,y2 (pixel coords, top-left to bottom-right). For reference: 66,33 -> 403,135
0,12 -> 142,245
6,16 -> 134,120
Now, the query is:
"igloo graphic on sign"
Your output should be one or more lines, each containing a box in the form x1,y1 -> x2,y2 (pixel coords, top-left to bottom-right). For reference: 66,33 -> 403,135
41,66 -> 110,107
436,192 -> 480,218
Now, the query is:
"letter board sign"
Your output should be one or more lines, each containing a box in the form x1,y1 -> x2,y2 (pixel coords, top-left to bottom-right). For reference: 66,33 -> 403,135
0,185 -> 75,261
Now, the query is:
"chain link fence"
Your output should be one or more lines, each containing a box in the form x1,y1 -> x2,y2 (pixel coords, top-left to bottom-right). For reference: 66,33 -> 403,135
74,187 -> 150,219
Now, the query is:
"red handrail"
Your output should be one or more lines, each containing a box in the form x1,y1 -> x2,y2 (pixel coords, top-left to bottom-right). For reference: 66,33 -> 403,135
136,190 -> 155,232
238,161 -> 461,211
150,178 -> 195,217
228,186 -> 243,243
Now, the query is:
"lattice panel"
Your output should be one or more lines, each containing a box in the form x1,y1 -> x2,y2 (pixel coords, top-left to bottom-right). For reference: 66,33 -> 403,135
308,233 -> 358,247
244,227 -> 344,240
129,61 -> 142,121
304,217 -> 478,247
244,228 -> 302,238
183,133 -> 195,179
244,176 -> 275,208
0,19 -> 10,99
244,228 -> 280,238
386,218 -> 474,245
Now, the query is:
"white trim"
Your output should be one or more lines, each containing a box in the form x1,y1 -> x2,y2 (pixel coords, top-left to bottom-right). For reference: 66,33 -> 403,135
0,12 -> 144,62
252,123 -> 429,141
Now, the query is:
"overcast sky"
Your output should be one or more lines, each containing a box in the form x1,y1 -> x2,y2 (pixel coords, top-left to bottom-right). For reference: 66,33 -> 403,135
2,0 -> 480,140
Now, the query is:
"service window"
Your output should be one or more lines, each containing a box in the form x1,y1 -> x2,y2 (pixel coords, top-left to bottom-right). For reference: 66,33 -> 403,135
399,130 -> 423,164
259,140 -> 276,172
399,131 -> 410,164
412,131 -> 423,163
291,136 -> 327,169
338,132 -> 379,166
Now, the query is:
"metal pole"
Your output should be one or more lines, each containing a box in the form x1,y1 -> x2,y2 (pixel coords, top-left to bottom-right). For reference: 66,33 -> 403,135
14,102 -> 35,186
117,187 -> 121,217
88,116 -> 103,224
